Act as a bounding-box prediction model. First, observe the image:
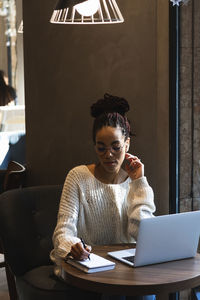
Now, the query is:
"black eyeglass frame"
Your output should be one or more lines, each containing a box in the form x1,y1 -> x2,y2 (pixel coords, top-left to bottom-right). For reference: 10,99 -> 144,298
95,142 -> 126,156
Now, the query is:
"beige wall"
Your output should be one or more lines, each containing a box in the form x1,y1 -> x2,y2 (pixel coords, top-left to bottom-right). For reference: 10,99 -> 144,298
23,0 -> 169,215
0,17 -> 8,75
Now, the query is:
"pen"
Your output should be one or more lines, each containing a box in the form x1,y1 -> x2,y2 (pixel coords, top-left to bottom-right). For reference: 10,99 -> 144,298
81,237 -> 90,260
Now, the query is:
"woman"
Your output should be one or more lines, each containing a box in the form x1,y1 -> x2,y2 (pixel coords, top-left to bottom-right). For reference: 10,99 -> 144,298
0,70 -> 16,106
50,93 -> 156,300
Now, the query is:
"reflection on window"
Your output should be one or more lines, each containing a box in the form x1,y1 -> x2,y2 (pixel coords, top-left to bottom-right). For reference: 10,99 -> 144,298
0,0 -> 25,170
0,0 -> 17,86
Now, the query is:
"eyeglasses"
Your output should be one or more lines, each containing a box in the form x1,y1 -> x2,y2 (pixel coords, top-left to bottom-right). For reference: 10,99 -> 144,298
95,143 -> 125,155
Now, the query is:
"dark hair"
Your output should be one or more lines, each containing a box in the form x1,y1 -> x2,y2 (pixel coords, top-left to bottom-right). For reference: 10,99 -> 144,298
0,70 -> 16,106
0,70 -> 5,78
90,93 -> 132,143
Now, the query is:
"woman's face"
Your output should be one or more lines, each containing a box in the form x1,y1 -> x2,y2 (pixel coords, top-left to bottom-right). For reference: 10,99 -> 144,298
95,126 -> 130,173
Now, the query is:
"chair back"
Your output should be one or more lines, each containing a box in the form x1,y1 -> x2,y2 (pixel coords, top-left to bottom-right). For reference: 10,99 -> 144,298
0,185 -> 62,276
3,160 -> 26,191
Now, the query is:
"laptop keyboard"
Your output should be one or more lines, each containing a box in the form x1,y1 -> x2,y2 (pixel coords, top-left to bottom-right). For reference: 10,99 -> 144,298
122,256 -> 135,263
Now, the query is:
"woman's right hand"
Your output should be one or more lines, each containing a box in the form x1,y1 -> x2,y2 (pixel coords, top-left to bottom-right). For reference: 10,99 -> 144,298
70,242 -> 91,260
124,153 -> 144,180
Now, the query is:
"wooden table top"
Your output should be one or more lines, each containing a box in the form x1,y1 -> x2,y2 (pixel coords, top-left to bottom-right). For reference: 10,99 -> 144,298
61,244 -> 200,296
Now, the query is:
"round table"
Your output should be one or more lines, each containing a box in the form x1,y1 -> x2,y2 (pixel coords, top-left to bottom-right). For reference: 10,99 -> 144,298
61,244 -> 200,297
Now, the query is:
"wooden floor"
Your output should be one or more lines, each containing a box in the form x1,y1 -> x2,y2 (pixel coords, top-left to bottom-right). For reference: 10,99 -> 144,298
0,254 -> 9,300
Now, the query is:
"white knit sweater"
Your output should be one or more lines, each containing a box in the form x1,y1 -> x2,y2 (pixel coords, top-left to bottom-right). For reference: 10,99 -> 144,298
50,165 -> 155,275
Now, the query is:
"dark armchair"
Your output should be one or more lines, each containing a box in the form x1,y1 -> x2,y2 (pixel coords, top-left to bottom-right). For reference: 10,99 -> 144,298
0,185 -> 99,300
0,160 -> 26,300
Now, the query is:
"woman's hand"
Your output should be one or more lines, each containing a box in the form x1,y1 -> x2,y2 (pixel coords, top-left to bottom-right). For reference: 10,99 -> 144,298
70,242 -> 91,261
124,153 -> 144,180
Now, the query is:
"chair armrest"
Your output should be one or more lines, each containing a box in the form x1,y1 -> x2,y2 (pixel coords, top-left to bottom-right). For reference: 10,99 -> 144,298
4,169 -> 26,191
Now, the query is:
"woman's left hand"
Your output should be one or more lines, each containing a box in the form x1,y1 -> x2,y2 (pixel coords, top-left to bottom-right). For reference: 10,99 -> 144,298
124,153 -> 144,180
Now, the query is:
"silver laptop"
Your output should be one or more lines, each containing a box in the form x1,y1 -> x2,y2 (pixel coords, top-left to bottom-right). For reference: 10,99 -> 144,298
108,211 -> 200,267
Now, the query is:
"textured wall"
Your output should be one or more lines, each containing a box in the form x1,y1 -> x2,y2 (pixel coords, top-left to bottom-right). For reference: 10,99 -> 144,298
23,0 -> 169,215
16,0 -> 25,105
180,0 -> 200,212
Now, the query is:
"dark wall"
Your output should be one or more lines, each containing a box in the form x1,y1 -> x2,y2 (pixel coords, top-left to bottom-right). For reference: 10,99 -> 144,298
23,0 -> 169,215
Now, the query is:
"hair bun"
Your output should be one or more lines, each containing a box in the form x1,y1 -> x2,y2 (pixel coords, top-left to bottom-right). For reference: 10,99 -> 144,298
90,93 -> 130,118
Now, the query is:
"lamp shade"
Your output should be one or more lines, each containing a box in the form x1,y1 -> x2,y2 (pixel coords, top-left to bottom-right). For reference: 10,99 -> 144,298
50,0 -> 124,25
54,0 -> 88,9
18,20 -> 23,33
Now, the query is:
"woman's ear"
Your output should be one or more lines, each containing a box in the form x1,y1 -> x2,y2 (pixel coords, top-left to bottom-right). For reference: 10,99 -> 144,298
125,145 -> 129,152
125,138 -> 130,152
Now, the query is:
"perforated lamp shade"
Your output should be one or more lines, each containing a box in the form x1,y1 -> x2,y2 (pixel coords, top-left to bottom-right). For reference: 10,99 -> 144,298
50,0 -> 124,25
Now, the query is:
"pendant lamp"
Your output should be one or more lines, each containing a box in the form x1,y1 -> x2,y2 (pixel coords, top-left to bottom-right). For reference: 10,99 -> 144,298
170,0 -> 190,5
18,20 -> 23,33
50,0 -> 124,25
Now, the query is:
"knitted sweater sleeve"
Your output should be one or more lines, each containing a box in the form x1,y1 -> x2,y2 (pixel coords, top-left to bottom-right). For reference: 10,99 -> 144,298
52,169 -> 81,260
127,176 -> 155,240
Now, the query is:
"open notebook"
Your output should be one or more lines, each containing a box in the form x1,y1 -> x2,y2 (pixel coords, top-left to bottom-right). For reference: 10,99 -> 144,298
108,211 -> 200,267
